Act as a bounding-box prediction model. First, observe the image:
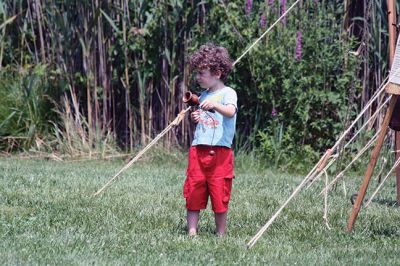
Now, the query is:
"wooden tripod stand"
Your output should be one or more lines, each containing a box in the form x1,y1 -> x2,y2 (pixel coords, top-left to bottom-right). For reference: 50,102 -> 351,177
347,91 -> 399,231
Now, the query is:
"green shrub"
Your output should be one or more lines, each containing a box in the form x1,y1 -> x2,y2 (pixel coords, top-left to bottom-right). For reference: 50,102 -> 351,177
0,64 -> 55,151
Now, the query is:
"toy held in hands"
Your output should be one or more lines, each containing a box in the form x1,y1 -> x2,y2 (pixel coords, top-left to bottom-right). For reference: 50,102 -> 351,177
183,91 -> 214,113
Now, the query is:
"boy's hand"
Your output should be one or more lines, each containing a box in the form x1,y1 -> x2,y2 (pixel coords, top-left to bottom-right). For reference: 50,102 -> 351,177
191,110 -> 201,123
199,100 -> 215,111
201,100 -> 236,118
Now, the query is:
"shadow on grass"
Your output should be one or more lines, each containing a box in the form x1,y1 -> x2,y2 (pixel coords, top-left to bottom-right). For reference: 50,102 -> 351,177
350,193 -> 398,208
370,226 -> 400,237
370,198 -> 398,207
172,219 -> 187,236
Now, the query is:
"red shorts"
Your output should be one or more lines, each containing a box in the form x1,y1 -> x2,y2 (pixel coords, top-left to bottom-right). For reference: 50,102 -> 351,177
183,145 -> 234,213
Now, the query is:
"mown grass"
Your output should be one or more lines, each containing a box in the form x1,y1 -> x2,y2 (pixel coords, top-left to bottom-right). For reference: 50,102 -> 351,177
1,153 -> 400,265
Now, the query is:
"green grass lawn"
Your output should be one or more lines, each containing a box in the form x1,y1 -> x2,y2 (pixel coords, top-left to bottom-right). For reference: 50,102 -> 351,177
1,154 -> 400,265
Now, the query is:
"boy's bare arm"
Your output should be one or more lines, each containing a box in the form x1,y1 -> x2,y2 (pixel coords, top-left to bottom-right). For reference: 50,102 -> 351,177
200,100 -> 236,118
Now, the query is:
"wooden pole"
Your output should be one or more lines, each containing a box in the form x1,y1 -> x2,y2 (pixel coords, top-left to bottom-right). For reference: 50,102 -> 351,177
387,0 -> 400,205
347,96 -> 398,231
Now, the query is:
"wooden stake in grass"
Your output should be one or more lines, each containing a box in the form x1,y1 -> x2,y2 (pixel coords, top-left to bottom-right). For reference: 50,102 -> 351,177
93,107 -> 190,197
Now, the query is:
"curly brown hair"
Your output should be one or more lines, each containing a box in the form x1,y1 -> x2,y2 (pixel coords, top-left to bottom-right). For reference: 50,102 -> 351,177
189,43 -> 232,82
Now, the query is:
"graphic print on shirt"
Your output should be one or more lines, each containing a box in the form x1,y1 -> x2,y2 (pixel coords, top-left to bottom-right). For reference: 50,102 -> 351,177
198,109 -> 220,132
198,94 -> 223,131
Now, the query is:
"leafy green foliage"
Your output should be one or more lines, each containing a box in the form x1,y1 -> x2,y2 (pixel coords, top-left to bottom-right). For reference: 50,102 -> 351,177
0,0 -> 363,169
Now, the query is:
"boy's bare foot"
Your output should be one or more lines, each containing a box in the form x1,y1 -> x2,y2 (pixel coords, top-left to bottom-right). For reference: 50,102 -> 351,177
188,229 -> 197,236
215,231 -> 225,237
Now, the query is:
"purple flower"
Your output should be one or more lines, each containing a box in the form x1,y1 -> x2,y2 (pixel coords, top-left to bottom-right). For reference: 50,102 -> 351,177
269,0 -> 276,14
271,107 -> 278,117
260,13 -> 267,28
246,0 -> 253,16
280,0 -> 286,25
295,31 -> 302,61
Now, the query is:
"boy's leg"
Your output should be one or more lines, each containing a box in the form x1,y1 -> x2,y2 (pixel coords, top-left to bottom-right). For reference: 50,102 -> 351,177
208,176 -> 232,236
214,211 -> 227,236
187,210 -> 200,235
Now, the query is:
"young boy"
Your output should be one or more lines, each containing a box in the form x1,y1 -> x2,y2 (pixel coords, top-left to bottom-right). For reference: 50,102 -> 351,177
184,43 -> 237,236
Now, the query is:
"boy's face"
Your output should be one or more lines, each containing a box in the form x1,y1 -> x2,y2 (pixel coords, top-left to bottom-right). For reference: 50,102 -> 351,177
195,69 -> 221,89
